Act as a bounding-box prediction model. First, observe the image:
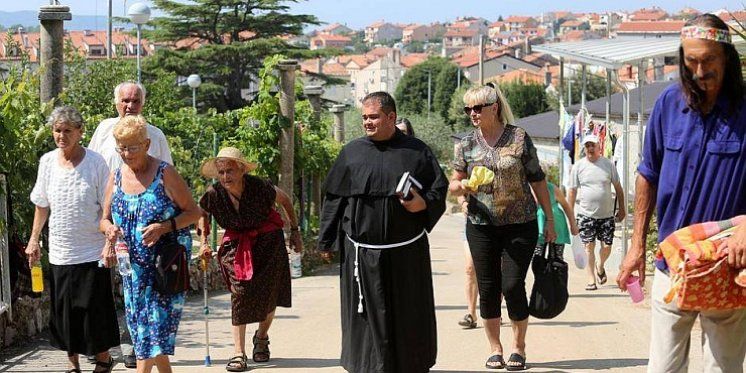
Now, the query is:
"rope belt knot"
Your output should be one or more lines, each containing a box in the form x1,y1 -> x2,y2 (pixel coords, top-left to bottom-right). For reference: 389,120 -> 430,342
346,230 -> 426,314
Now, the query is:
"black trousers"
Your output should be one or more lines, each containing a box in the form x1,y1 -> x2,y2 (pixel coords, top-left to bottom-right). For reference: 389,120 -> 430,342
466,220 -> 538,321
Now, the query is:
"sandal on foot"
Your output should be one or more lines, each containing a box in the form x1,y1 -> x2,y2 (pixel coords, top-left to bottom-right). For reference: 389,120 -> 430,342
457,314 -> 477,329
93,357 -> 115,373
252,331 -> 270,363
597,267 -> 608,285
226,354 -> 248,372
585,283 -> 597,291
485,354 -> 505,369
505,353 -> 527,371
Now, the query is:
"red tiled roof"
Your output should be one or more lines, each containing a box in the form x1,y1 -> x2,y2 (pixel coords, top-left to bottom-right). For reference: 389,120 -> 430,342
368,21 -> 387,28
400,53 -> 429,68
561,20 -> 583,27
631,8 -> 669,21
617,21 -> 686,33
313,33 -> 352,42
719,11 -> 746,23
368,47 -> 392,57
445,28 -> 477,38
489,21 -> 505,28
404,24 -> 423,31
561,30 -> 595,41
450,46 -> 507,68
337,54 -> 378,69
299,58 -> 350,76
505,16 -> 533,23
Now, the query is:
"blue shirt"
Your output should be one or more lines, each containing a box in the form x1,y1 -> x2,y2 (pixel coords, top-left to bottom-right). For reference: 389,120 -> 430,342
639,83 -> 746,270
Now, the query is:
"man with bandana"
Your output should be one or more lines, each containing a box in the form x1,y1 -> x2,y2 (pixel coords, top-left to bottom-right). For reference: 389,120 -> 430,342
617,14 -> 746,372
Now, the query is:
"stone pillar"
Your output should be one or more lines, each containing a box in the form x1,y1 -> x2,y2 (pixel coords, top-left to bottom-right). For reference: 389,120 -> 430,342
304,85 -> 324,220
304,85 -> 324,122
277,60 -> 298,203
38,5 -> 71,104
330,104 -> 347,143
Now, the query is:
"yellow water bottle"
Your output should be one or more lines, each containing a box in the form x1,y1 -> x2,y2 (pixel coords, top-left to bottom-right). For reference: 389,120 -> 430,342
31,264 -> 44,293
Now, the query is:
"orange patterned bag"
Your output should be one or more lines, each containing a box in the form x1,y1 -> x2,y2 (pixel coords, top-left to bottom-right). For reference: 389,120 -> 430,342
658,216 -> 746,311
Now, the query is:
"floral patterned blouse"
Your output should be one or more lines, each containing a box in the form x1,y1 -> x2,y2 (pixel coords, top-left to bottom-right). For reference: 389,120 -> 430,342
453,125 -> 545,226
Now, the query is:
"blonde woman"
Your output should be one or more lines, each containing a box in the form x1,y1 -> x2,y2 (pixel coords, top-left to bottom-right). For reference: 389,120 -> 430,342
450,84 -> 556,371
100,115 -> 201,373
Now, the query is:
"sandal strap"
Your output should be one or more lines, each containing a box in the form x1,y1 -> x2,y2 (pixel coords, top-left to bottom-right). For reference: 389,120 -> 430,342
229,354 -> 246,362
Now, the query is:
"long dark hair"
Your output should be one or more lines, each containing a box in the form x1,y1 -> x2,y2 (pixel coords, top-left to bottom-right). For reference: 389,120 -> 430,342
395,117 -> 415,137
679,14 -> 745,114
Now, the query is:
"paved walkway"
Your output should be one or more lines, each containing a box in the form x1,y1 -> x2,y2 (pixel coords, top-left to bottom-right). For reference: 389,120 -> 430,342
1,213 -> 734,372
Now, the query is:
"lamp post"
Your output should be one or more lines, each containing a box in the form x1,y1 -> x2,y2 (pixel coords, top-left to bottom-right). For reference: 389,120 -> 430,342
187,74 -> 201,110
127,2 -> 150,84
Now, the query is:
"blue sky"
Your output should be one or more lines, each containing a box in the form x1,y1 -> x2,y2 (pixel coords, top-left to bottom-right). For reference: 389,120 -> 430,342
6,0 -> 746,29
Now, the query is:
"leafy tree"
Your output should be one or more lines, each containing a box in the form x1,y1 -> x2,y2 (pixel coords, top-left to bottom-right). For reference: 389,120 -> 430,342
394,57 -> 459,117
0,66 -> 53,240
499,80 -> 550,119
405,40 -> 425,53
433,62 -> 466,123
145,0 -> 319,111
447,84 -> 472,131
546,73 -> 613,111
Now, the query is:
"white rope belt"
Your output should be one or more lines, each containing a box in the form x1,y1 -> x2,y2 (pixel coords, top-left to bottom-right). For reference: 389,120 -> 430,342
346,230 -> 426,314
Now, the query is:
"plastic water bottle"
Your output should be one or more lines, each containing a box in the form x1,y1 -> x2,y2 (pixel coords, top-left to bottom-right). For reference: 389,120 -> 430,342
289,252 -> 302,279
31,264 -> 44,293
115,238 -> 133,276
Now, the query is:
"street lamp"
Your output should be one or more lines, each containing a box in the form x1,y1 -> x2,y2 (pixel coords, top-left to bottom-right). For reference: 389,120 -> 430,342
187,74 -> 202,110
127,2 -> 151,84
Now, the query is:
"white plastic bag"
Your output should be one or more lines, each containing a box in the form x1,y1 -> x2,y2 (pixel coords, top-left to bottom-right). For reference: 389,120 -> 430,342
570,235 -> 587,269
289,252 -> 302,278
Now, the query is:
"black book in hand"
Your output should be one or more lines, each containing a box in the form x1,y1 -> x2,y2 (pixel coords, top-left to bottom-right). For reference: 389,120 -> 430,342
395,172 -> 423,200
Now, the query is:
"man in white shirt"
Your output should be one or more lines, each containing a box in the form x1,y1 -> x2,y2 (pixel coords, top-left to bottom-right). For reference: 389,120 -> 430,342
568,134 -> 625,291
87,81 -> 172,368
88,81 -> 173,170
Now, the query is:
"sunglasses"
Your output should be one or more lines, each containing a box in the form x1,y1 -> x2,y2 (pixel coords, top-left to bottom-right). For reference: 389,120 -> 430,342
464,102 -> 495,115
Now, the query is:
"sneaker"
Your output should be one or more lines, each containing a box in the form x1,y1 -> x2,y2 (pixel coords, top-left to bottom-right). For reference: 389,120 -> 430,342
457,314 -> 477,329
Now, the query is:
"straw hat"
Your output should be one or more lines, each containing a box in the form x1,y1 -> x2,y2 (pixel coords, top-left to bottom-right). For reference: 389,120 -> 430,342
200,147 -> 257,178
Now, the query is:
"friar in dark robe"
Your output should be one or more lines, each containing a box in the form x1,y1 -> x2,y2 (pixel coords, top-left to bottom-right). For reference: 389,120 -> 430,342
318,91 -> 448,373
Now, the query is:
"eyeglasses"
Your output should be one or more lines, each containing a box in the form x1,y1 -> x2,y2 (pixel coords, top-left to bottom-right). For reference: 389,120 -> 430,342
463,102 -> 495,115
115,143 -> 145,154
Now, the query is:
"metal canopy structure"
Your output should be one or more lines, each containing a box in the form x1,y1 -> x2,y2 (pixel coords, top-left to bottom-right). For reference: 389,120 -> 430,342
532,37 -> 686,257
532,38 -> 682,69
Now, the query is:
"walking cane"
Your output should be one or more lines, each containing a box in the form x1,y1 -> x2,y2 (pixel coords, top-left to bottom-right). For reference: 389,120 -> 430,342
201,252 -> 212,367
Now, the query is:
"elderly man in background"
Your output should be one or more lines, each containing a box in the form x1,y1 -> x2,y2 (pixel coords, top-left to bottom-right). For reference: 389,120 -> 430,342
89,81 -> 172,170
618,14 -> 746,372
87,81 -> 173,369
568,134 -> 625,291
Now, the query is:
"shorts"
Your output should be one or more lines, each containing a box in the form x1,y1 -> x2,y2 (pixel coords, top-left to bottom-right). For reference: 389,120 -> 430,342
576,214 -> 614,245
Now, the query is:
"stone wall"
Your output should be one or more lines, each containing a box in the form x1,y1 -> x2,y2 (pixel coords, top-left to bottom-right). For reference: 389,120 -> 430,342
0,255 -> 226,352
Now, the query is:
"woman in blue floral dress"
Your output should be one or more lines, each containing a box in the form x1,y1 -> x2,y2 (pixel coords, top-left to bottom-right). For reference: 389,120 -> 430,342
100,116 -> 201,373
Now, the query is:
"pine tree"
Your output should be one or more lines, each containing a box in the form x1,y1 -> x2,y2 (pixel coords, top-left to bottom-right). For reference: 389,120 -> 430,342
145,0 -> 319,111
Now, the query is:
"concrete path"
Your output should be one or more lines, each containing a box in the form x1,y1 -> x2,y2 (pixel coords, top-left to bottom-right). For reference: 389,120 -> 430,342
1,212 -> 737,372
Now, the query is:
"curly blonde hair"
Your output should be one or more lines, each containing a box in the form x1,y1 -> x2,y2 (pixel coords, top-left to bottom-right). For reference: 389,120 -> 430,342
113,115 -> 148,143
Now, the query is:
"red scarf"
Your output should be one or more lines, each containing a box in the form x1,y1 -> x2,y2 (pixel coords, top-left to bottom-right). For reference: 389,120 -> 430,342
220,209 -> 284,283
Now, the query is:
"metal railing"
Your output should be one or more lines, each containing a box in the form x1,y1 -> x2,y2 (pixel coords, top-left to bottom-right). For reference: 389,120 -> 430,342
0,174 -> 11,320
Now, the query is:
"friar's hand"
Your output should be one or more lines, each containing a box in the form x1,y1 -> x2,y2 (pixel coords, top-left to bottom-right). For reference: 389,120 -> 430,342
320,251 -> 334,263
400,188 -> 427,213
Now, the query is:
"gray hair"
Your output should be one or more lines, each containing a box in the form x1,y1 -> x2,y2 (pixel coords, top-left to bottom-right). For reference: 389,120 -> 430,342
47,106 -> 84,129
113,81 -> 147,104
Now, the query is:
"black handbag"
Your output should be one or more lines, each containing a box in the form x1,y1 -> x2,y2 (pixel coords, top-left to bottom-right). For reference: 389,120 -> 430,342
528,243 -> 569,319
153,218 -> 190,295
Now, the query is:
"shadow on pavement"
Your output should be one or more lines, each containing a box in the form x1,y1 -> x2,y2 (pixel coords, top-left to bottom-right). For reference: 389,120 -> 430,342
569,293 -> 628,298
170,357 -> 340,368
530,320 -> 617,328
531,358 -> 648,370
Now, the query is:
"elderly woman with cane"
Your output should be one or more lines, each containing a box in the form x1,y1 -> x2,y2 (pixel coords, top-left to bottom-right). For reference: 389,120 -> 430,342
198,147 -> 302,372
27,106 -> 119,373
